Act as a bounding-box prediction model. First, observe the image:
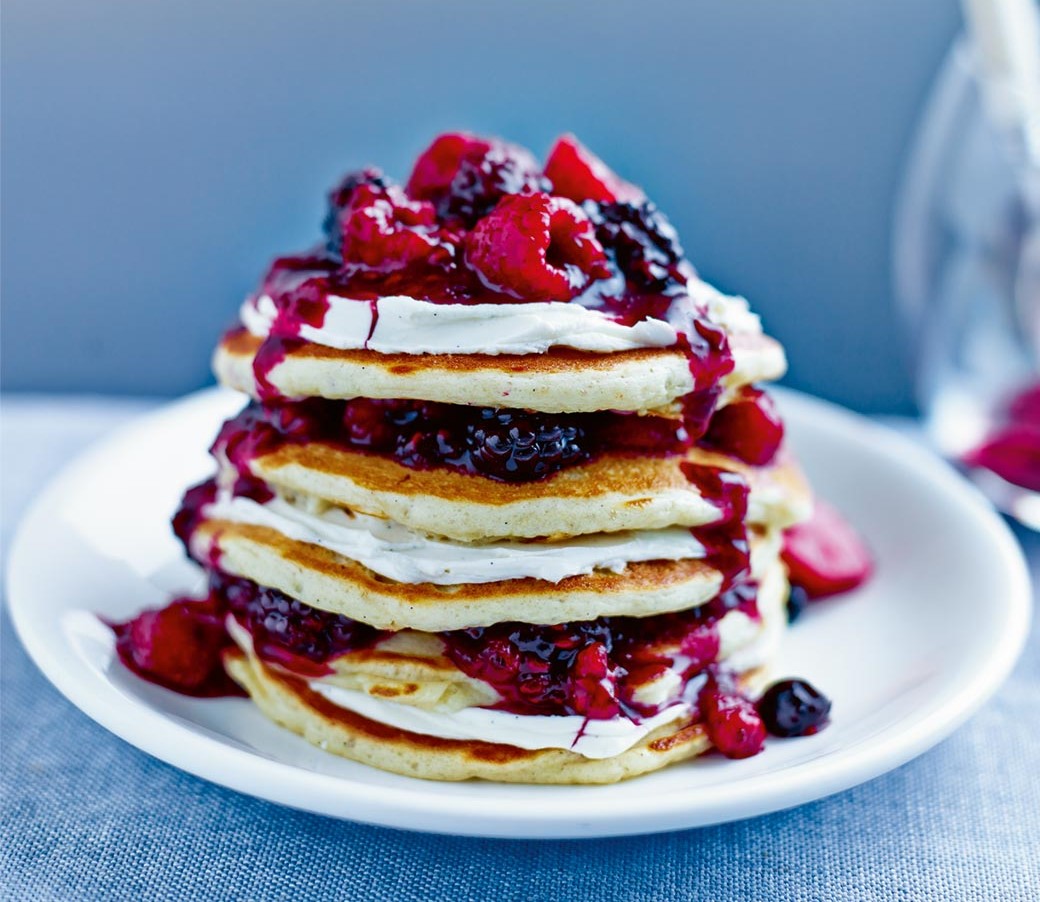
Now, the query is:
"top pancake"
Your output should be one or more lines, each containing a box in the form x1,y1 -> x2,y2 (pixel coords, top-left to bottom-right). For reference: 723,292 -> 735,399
214,328 -> 786,414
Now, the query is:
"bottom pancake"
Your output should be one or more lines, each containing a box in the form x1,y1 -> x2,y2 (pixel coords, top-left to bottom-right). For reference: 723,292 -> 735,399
223,646 -> 768,784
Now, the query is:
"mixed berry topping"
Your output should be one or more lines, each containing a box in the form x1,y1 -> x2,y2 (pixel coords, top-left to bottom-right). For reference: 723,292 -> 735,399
781,500 -> 873,600
210,390 -> 780,489
322,168 -> 388,256
219,573 -> 382,678
243,131 -> 735,431
757,679 -> 832,737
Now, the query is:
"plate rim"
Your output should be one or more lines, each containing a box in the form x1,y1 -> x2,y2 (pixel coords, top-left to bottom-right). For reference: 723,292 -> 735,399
6,386 -> 1033,839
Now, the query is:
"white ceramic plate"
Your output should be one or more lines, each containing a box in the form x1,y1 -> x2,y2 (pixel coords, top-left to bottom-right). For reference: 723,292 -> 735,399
7,387 -> 1031,839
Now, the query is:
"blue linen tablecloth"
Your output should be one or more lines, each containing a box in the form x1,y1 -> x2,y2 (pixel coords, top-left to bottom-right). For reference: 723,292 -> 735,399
3,395 -> 1038,901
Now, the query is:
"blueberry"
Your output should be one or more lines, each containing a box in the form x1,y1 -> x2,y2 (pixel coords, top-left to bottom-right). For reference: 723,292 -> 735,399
757,679 -> 832,737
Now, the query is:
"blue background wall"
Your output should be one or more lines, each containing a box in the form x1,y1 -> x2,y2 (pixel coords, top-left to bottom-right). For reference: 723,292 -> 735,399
1,0 -> 959,412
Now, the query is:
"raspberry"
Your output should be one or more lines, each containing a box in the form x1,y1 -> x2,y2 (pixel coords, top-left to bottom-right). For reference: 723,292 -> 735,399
465,193 -> 610,301
407,132 -> 546,223
119,598 -> 226,692
782,500 -> 873,599
701,388 -> 785,466
758,679 -> 831,737
698,673 -> 767,759
322,167 -> 388,255
544,134 -> 644,204
466,408 -> 587,481
586,200 -> 685,291
339,184 -> 457,272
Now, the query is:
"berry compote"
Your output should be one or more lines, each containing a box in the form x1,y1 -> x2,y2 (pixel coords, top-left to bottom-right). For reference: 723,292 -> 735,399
236,131 -> 742,447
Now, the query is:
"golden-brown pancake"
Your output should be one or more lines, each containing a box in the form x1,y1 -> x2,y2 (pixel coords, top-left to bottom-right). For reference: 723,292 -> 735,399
214,328 -> 786,414
234,444 -> 811,543
190,517 -> 782,630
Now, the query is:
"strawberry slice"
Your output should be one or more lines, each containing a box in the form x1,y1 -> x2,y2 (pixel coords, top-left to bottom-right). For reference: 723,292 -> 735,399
781,500 -> 873,599
544,134 -> 644,204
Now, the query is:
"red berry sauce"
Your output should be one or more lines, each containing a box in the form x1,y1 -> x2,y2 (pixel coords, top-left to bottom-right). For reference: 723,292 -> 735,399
701,387 -> 785,466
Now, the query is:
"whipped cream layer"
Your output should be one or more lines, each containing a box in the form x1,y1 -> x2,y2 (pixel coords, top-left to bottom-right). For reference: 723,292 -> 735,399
204,489 -> 708,585
241,278 -> 761,357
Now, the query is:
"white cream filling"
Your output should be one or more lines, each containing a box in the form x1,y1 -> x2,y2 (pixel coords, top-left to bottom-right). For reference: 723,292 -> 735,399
203,489 -> 708,585
240,276 -> 761,357
307,681 -> 690,759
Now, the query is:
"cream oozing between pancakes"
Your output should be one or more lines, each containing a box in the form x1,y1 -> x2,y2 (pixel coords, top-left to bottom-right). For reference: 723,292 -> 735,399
239,277 -> 761,357
203,486 -> 712,585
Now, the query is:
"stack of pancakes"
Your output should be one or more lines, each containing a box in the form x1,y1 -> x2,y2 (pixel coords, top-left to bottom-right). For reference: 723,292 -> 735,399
172,135 -> 814,783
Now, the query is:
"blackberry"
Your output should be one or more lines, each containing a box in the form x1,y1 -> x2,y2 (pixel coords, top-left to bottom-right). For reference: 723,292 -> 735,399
757,679 -> 832,737
585,200 -> 685,291
466,408 -> 587,481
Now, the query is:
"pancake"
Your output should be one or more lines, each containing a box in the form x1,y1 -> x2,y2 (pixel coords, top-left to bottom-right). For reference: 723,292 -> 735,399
189,517 -> 782,630
214,328 -> 786,414
223,647 -> 771,783
234,444 -> 811,543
